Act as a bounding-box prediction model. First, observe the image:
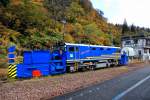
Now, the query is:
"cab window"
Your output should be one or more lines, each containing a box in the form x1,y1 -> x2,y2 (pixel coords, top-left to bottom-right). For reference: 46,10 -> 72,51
107,48 -> 111,51
100,48 -> 104,50
91,47 -> 96,50
69,47 -> 74,52
75,47 -> 79,52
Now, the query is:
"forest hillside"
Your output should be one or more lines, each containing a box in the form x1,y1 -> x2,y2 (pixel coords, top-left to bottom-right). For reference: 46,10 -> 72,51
0,0 -> 150,60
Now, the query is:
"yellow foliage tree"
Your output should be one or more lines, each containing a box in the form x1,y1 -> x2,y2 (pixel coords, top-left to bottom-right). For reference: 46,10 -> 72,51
64,34 -> 75,43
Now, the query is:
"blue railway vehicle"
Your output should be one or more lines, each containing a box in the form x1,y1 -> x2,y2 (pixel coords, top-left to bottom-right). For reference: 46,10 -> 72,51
8,43 -> 128,78
63,43 -> 122,72
17,50 -> 66,78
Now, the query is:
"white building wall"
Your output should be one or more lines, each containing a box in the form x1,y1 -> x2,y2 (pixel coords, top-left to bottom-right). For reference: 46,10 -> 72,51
122,38 -> 150,61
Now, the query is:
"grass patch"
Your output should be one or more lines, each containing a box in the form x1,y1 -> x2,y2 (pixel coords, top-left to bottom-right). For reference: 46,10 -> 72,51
0,68 -> 7,78
0,53 -> 7,68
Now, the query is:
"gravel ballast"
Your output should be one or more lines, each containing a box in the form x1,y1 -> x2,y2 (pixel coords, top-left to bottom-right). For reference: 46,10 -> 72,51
0,63 -> 146,100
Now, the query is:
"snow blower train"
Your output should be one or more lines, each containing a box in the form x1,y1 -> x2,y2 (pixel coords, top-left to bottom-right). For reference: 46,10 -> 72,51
8,43 -> 128,78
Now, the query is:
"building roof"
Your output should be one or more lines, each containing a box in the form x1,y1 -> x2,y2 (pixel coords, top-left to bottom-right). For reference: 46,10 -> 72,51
121,35 -> 150,41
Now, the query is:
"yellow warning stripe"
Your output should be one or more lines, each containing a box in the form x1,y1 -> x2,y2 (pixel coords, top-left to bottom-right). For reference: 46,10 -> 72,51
9,68 -> 16,74
9,70 -> 16,75
9,74 -> 16,78
9,70 -> 16,76
8,65 -> 15,70
8,64 -> 17,78
9,73 -> 16,78
9,74 -> 15,77
8,68 -> 16,74
9,65 -> 16,69
8,65 -> 16,72
8,68 -> 16,73
9,71 -> 16,77
8,67 -> 17,72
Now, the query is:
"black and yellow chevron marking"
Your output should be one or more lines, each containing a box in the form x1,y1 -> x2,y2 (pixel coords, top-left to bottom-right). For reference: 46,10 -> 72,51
8,64 -> 17,78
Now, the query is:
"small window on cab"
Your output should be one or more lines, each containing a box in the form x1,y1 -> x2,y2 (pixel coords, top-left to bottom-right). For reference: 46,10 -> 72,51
69,47 -> 74,52
107,48 -> 111,50
92,47 -> 96,50
75,47 -> 79,51
100,48 -> 104,50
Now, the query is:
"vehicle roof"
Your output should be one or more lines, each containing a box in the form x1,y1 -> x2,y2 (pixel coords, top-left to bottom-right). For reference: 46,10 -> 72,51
65,43 -> 120,49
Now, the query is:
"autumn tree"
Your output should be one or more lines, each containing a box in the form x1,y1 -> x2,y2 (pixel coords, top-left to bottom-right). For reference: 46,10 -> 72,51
44,0 -> 72,21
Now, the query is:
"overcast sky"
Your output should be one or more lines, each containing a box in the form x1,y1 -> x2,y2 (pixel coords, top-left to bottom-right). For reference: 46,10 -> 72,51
90,0 -> 150,28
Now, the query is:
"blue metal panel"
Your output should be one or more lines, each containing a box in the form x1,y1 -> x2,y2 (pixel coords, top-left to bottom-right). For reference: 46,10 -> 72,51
100,47 -> 117,55
23,51 -> 32,64
50,50 -> 66,75
120,52 -> 128,65
32,51 -> 51,64
23,51 -> 51,64
89,46 -> 101,57
80,46 -> 102,59
17,64 -> 50,78
17,64 -> 32,78
79,46 -> 90,59
8,59 -> 15,63
8,46 -> 16,64
32,64 -> 50,76
74,46 -> 80,59
8,53 -> 15,58
99,47 -> 105,55
8,46 -> 16,52
65,43 -> 122,62
104,48 -> 113,55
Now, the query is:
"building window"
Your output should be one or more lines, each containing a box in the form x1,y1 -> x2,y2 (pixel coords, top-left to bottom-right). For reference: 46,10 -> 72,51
146,40 -> 150,46
125,41 -> 131,45
144,49 -> 147,53
134,39 -> 138,44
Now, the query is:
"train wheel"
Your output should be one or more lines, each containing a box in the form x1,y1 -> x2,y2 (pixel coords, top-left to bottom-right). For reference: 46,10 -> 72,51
90,65 -> 95,70
81,67 -> 86,72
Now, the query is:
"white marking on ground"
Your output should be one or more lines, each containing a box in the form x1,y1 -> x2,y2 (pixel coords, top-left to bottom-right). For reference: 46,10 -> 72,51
89,90 -> 92,93
80,93 -> 83,96
113,74 -> 150,100
68,97 -> 72,100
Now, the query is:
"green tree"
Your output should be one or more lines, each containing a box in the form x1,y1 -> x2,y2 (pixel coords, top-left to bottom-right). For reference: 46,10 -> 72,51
131,24 -> 136,33
122,19 -> 129,35
83,23 -> 104,35
66,2 -> 84,23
